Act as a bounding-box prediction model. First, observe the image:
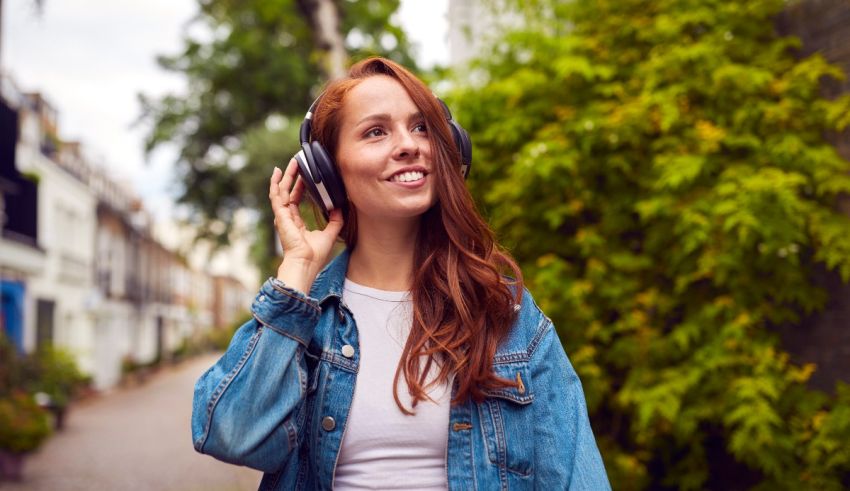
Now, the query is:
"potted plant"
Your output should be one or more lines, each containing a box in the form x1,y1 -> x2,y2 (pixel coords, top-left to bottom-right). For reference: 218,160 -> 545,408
0,391 -> 52,481
30,346 -> 89,430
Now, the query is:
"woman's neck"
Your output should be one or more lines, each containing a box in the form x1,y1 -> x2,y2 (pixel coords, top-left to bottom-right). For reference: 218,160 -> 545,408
347,216 -> 419,291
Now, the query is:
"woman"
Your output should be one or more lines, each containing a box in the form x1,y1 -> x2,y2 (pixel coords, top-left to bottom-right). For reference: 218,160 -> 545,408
192,57 -> 610,490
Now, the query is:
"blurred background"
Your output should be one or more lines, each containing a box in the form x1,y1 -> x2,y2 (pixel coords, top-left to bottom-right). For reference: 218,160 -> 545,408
1,0 -> 850,489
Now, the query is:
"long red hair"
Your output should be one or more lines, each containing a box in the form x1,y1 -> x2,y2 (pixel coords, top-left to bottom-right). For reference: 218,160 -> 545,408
311,57 -> 523,411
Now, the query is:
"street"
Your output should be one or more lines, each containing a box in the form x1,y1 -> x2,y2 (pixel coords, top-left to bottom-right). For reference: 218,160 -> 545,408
5,354 -> 262,491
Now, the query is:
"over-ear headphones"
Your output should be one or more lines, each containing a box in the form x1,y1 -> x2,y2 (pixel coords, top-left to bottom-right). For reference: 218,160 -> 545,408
294,94 -> 472,220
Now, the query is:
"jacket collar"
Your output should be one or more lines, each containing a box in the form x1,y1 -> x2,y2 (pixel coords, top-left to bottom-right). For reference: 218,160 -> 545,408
309,248 -> 351,303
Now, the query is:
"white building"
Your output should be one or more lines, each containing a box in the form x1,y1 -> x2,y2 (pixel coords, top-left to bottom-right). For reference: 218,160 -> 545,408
155,208 -> 258,331
1,77 -> 46,354
14,93 -> 100,376
3,74 -> 259,390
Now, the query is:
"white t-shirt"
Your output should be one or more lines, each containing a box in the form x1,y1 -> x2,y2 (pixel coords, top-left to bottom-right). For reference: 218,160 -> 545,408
333,279 -> 451,490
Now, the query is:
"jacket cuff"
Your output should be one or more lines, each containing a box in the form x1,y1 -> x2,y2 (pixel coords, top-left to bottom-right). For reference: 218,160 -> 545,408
250,277 -> 321,346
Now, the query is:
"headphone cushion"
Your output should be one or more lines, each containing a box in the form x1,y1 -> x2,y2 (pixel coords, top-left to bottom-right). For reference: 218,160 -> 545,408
448,120 -> 473,177
295,142 -> 332,219
310,141 -> 346,209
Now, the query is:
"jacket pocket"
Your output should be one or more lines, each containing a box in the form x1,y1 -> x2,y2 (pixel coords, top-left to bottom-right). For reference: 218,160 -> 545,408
478,362 -> 535,477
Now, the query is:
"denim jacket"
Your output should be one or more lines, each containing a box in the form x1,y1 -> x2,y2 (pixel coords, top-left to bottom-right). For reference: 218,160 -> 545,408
192,250 -> 610,490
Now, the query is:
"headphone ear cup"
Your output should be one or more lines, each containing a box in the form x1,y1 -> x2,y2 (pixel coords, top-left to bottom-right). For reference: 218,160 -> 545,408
310,141 -> 347,211
295,142 -> 332,219
448,120 -> 473,179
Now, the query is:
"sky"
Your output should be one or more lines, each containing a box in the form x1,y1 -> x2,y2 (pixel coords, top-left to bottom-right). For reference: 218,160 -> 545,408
2,0 -> 449,220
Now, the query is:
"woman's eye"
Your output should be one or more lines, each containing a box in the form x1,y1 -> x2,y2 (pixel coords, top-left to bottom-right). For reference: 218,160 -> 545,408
365,127 -> 385,138
413,122 -> 427,133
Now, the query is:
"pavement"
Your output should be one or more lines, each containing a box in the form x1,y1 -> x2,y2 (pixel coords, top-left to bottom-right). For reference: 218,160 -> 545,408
5,353 -> 263,491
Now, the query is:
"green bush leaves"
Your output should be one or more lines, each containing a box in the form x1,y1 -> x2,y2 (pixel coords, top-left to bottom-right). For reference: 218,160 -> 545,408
451,0 -> 850,488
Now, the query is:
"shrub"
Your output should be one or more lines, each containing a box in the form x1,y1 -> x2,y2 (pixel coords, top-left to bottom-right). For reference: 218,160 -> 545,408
451,0 -> 850,487
0,392 -> 51,454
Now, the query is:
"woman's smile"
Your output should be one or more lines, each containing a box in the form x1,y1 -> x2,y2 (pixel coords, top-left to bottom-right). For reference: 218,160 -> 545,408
387,166 -> 428,187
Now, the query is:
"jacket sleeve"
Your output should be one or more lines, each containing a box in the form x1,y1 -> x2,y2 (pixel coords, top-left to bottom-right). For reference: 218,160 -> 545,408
531,319 -> 611,490
191,278 -> 321,473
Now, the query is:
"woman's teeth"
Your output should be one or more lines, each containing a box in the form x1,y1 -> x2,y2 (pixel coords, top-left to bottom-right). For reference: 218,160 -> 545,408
391,171 -> 424,183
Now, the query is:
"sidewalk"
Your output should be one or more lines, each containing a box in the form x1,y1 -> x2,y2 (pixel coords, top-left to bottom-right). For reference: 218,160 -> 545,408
5,353 -> 262,491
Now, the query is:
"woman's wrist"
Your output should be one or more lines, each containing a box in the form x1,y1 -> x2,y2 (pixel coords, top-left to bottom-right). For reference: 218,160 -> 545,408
276,257 -> 319,294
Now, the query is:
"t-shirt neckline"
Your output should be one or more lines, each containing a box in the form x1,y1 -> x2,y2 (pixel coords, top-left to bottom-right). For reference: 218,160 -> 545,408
343,278 -> 410,302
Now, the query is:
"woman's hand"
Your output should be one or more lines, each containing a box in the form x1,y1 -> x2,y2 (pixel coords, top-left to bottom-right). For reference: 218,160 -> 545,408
270,159 -> 344,294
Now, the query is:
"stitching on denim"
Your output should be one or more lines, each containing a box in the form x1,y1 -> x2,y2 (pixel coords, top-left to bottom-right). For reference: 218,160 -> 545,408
493,351 -> 530,364
269,281 -> 321,313
254,313 -> 311,347
525,317 -> 552,358
320,350 -> 357,373
294,453 -> 306,490
313,361 -> 328,482
489,399 -> 509,490
478,402 -> 498,465
298,379 -> 319,490
197,325 -> 264,452
454,400 -> 479,490
296,349 -> 306,394
487,388 -> 534,404
487,364 -> 534,403
283,418 -> 299,459
489,398 -> 534,479
470,418 -> 479,491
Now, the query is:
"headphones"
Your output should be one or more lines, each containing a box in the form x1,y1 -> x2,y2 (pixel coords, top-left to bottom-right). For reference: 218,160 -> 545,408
294,94 -> 472,220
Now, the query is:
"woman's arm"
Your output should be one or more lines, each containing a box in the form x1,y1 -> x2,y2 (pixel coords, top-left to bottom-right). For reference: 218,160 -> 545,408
531,320 -> 611,490
191,161 -> 343,472
191,279 -> 321,472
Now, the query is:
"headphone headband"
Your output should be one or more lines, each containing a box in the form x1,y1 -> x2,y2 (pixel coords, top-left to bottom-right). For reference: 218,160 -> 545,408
298,97 -> 319,148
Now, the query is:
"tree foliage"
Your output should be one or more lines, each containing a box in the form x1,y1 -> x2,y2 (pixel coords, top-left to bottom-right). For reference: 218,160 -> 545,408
140,0 -> 416,268
451,0 -> 850,488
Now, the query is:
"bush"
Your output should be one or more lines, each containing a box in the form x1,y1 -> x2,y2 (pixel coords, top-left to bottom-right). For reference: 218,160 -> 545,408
29,346 -> 89,410
451,0 -> 850,488
0,392 -> 51,454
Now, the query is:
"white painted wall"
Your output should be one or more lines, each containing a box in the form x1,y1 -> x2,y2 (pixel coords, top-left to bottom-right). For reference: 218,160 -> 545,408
15,111 -> 99,376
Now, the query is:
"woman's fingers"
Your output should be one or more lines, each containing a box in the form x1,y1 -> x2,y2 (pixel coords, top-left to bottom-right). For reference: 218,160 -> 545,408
269,159 -> 342,264
290,176 -> 305,205
269,166 -> 285,227
269,164 -> 291,212
270,161 -> 300,238
324,208 -> 344,236
277,159 -> 299,208
289,177 -> 306,229
269,166 -> 283,203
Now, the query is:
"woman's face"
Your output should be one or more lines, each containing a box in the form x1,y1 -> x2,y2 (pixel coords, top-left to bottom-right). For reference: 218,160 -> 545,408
336,75 -> 435,224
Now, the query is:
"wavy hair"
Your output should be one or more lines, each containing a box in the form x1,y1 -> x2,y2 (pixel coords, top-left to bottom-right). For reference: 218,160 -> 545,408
311,57 -> 524,412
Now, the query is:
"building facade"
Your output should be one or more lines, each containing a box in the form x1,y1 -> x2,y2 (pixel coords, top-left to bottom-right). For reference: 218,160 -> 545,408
1,75 -> 256,390
0,77 -> 44,354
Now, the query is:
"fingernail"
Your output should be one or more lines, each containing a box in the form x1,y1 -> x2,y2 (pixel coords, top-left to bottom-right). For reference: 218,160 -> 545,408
274,166 -> 281,174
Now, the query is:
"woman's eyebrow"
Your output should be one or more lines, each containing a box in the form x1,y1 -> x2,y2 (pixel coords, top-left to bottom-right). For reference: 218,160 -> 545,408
355,111 -> 423,127
355,113 -> 390,126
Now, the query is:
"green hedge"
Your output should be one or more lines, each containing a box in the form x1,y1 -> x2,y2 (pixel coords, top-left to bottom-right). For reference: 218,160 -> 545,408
450,0 -> 850,488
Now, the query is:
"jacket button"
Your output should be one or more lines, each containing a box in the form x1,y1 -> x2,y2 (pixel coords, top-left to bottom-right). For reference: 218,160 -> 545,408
321,416 -> 336,431
258,295 -> 266,302
341,345 -> 355,358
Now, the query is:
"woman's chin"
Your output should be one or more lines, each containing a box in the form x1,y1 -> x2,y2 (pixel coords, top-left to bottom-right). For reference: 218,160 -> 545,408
355,200 -> 436,222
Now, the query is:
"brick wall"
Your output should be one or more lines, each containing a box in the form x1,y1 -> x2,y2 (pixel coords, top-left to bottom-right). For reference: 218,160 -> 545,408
776,0 -> 850,391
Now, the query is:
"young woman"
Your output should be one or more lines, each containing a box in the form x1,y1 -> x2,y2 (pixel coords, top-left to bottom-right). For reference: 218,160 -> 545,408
192,57 -> 610,490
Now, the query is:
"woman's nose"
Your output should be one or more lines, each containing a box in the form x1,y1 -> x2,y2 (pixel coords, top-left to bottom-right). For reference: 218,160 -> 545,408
393,129 -> 419,160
